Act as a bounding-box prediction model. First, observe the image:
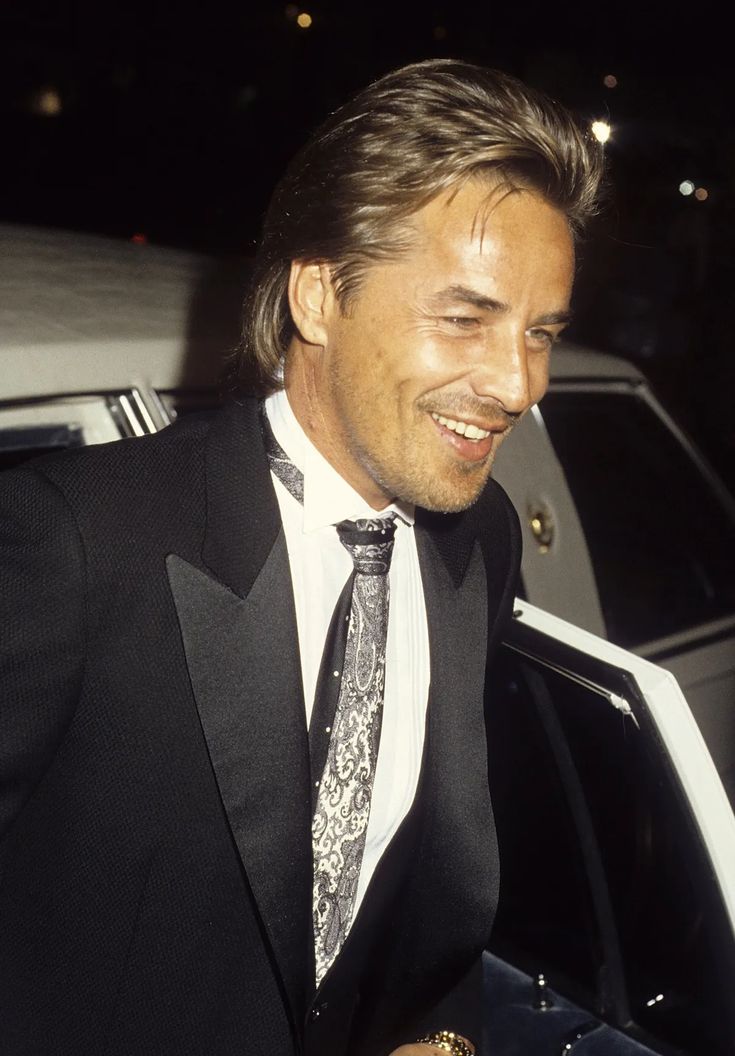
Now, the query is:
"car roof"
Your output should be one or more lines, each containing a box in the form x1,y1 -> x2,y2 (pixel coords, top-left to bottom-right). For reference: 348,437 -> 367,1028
0,225 -> 245,399
0,225 -> 643,400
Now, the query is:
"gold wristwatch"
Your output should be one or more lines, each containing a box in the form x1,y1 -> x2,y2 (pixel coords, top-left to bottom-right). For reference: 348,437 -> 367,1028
416,1029 -> 474,1055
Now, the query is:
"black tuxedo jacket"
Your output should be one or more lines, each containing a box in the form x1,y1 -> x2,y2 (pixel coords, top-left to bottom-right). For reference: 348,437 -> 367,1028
0,398 -> 520,1056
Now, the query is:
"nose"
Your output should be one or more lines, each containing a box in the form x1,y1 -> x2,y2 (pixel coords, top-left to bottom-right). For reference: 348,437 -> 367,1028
470,330 -> 541,416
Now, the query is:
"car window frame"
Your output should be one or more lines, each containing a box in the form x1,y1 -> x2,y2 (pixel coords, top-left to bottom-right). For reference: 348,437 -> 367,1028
489,601 -> 735,1050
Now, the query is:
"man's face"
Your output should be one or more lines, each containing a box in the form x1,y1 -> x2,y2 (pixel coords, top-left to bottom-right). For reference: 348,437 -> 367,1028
287,178 -> 575,512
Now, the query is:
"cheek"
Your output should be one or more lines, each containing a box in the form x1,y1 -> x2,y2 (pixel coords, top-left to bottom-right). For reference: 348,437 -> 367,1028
404,332 -> 472,386
529,357 -> 551,403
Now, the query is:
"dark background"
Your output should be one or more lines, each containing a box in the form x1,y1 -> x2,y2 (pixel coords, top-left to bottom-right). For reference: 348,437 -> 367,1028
2,1 -> 732,491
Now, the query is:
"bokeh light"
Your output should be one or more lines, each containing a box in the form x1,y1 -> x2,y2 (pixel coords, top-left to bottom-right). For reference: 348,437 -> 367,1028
695,187 -> 709,201
31,87 -> 62,117
679,180 -> 695,196
603,74 -> 618,88
296,11 -> 313,27
591,120 -> 611,144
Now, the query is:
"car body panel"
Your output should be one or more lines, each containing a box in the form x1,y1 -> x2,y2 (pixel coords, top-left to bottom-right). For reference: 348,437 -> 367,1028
510,600 -> 735,930
0,224 -> 232,399
492,404 -> 606,636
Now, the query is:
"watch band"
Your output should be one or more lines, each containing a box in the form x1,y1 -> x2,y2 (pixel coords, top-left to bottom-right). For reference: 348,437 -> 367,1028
416,1029 -> 474,1056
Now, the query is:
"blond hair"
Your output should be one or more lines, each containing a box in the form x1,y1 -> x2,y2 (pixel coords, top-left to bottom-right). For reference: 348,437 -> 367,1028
235,59 -> 604,392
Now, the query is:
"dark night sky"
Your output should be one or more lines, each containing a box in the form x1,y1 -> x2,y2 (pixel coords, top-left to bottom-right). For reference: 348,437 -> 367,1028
2,1 -> 733,488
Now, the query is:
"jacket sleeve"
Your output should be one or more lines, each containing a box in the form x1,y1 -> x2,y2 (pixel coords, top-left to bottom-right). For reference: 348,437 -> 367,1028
0,466 -> 86,840
406,956 -> 484,1052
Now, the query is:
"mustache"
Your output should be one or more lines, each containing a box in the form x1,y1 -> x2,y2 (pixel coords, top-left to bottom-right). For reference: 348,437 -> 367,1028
418,394 -> 521,432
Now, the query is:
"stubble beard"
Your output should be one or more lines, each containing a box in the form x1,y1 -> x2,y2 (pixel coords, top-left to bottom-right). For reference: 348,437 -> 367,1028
330,366 -> 499,513
347,424 -> 496,513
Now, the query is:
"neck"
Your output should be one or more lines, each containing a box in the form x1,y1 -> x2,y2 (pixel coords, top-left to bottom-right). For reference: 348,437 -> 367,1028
283,347 -> 393,511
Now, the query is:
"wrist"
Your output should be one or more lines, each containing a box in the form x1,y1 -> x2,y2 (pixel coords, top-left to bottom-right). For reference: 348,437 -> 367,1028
415,1030 -> 474,1056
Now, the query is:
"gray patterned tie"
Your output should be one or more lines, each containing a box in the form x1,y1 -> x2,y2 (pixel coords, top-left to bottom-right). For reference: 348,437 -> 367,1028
312,514 -> 396,984
260,407 -> 396,985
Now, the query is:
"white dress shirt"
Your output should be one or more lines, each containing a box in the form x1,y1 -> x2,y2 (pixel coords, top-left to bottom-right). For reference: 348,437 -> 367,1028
264,389 -> 430,915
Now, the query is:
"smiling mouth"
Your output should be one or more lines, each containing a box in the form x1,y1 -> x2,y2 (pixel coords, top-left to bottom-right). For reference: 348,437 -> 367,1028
430,412 -> 492,442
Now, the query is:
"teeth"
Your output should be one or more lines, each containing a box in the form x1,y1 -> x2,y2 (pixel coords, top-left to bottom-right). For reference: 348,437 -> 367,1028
432,413 -> 491,441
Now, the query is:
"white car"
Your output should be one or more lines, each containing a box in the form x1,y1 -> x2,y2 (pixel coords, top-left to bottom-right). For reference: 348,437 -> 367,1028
2,225 -> 734,1054
492,348 -> 735,807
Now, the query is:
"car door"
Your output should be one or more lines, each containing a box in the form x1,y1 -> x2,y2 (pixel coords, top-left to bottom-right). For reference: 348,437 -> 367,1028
0,389 -> 163,472
494,373 -> 735,809
491,403 -> 606,637
484,601 -> 735,1055
538,380 -> 735,803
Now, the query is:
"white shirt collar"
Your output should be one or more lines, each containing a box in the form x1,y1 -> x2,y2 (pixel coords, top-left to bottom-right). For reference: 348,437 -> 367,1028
264,388 -> 415,533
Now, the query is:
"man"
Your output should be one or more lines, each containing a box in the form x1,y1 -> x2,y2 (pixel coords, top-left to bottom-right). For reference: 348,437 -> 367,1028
0,60 -> 601,1055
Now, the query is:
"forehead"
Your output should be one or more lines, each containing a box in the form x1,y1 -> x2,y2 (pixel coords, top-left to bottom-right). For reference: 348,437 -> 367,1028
369,175 -> 578,308
413,178 -> 570,256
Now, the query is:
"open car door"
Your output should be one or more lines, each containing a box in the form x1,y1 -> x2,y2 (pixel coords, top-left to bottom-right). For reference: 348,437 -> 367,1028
484,602 -> 735,1055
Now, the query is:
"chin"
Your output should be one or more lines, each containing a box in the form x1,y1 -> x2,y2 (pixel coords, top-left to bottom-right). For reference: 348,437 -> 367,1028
360,444 -> 492,513
422,461 -> 494,513
418,490 -> 485,514
396,468 -> 491,513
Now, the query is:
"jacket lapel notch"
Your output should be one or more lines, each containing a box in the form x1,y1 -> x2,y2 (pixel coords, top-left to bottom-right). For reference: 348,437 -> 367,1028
167,533 -> 313,1026
201,398 -> 281,599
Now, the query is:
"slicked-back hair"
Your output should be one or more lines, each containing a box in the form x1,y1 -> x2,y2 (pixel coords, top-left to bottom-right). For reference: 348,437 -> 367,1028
235,59 -> 604,393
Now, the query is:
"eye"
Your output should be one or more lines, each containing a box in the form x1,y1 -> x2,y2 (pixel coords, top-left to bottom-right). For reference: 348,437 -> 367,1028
526,327 -> 558,350
441,315 -> 481,331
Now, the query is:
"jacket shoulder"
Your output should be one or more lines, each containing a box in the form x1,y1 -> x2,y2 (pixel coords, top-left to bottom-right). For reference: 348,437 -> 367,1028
28,406 -> 216,496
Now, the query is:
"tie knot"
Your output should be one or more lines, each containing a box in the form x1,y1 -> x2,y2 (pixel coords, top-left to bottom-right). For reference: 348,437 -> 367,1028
336,516 -> 396,575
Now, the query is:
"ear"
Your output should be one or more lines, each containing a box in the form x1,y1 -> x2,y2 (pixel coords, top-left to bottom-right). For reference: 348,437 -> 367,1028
288,261 -> 335,347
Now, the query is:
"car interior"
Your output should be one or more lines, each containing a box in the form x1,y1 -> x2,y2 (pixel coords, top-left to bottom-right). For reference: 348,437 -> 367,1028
484,634 -> 735,1054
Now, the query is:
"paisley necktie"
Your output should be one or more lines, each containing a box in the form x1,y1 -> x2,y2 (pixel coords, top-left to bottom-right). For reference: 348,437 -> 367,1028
261,407 -> 396,984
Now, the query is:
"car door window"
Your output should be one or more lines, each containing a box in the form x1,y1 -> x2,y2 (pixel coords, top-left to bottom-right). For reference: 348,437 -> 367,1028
0,392 -> 158,471
0,424 -> 84,472
155,389 -> 221,421
486,615 -> 735,1054
538,387 -> 735,649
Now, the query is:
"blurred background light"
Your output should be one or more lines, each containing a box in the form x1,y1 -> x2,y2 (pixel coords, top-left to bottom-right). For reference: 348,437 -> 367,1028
285,3 -> 298,17
591,120 -> 611,143
31,87 -> 62,117
433,25 -> 448,40
603,74 -> 618,88
296,11 -> 313,28
679,180 -> 695,196
695,187 -> 709,201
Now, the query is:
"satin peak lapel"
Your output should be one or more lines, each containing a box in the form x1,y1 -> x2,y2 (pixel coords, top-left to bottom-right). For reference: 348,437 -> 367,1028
166,533 -> 312,1025
414,527 -> 498,937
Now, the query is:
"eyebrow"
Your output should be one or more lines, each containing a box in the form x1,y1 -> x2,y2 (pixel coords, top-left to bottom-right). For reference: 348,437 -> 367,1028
427,284 -> 573,326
